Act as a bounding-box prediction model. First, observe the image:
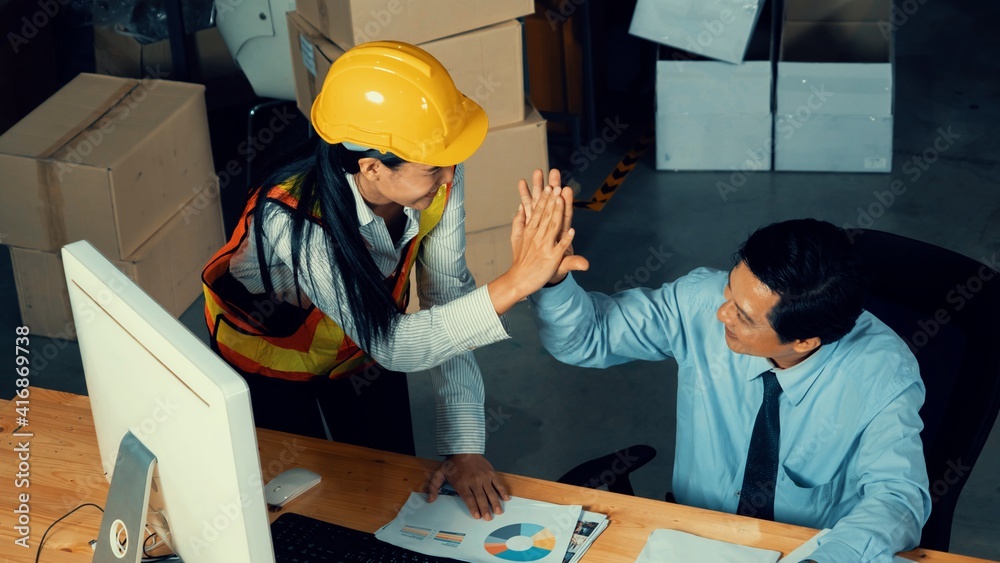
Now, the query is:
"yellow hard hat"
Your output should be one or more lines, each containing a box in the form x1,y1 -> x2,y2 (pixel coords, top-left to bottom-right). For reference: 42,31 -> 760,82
311,41 -> 488,167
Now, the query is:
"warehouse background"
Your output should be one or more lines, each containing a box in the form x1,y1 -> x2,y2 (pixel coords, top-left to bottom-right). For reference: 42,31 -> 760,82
0,0 -> 997,558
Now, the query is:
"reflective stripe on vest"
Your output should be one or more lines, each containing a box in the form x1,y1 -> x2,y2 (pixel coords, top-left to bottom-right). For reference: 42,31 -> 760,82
202,179 -> 451,381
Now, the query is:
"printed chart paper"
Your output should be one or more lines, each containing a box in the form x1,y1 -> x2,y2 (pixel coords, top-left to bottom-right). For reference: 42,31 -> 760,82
375,492 -> 581,563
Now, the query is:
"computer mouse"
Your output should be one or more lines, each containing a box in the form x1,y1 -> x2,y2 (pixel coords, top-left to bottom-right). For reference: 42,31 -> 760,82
264,468 -> 322,508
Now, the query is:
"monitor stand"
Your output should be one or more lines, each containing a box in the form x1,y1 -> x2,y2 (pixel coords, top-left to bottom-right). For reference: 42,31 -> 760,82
94,431 -> 157,563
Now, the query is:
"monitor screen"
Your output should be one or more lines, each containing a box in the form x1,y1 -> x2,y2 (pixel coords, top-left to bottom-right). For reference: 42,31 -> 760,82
63,240 -> 275,562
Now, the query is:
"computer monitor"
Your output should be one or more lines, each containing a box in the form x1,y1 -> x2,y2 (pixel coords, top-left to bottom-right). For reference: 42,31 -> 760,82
62,240 -> 275,562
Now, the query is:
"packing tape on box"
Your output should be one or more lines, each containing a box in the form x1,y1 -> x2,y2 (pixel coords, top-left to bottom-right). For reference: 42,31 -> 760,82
573,123 -> 655,212
37,161 -> 68,251
37,81 -> 138,159
33,80 -> 141,249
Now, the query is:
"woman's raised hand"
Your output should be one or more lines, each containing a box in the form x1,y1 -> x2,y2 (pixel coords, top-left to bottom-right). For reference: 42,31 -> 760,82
486,171 -> 589,315
516,169 -> 589,285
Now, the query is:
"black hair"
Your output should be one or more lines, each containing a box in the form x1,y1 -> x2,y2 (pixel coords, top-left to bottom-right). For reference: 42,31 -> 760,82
736,219 -> 865,345
250,138 -> 407,352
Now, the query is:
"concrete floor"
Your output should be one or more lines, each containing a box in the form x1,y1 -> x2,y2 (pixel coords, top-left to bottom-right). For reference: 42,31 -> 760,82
1,0 -> 997,558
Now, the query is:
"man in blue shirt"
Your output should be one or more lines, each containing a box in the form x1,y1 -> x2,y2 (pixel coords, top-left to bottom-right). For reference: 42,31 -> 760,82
526,202 -> 931,561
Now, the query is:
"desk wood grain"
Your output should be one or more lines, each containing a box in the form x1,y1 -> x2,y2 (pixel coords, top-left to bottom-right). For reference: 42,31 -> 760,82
1,389 -> 992,562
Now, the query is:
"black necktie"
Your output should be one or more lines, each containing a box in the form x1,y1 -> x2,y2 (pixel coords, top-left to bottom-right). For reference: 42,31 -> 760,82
738,370 -> 782,521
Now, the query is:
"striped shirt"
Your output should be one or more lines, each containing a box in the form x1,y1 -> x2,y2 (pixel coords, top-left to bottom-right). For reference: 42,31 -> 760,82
229,163 -> 510,454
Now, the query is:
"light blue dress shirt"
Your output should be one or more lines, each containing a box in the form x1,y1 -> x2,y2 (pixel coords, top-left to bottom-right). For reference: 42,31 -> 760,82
530,268 -> 931,562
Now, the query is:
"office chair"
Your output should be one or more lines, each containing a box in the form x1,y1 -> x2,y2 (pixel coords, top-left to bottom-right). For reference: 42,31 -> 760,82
851,228 -> 1000,552
556,445 -> 657,496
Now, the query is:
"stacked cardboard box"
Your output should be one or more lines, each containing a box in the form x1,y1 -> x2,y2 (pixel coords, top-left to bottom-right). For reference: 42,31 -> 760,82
295,0 -> 533,50
92,25 -> 256,110
775,0 -> 894,172
631,0 -> 773,171
288,1 -> 548,305
288,15 -> 527,133
631,0 -> 893,173
94,25 -> 239,83
631,0 -> 768,65
654,4 -> 774,171
0,73 -> 224,338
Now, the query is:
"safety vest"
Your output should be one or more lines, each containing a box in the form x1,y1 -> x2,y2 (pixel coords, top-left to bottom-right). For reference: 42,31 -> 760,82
202,178 -> 452,382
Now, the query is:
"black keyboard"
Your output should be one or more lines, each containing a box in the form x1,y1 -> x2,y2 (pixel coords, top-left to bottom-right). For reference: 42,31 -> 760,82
270,512 -> 463,563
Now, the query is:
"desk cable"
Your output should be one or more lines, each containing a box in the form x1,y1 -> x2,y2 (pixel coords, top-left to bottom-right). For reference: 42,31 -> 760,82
35,503 -> 179,563
35,503 -> 103,563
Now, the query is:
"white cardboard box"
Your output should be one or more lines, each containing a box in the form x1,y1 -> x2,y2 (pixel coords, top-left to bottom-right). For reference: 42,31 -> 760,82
775,0 -> 894,172
656,111 -> 773,171
630,0 -> 766,64
654,6 -> 773,171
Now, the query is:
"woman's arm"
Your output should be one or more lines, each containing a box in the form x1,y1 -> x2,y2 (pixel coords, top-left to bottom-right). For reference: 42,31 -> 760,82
257,179 -> 575,373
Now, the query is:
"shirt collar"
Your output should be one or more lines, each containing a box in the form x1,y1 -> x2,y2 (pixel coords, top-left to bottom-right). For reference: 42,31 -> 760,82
346,172 -> 377,227
744,340 -> 840,406
345,172 -> 421,240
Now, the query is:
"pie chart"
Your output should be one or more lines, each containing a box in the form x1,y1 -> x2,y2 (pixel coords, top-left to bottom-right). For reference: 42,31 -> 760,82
483,523 -> 557,561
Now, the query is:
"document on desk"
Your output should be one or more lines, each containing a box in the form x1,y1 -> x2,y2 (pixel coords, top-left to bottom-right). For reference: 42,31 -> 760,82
563,510 -> 609,563
778,529 -> 913,562
635,529 -> 782,563
375,488 -> 583,563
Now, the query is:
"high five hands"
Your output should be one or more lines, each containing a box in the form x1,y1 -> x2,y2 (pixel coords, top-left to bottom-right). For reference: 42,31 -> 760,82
516,169 -> 590,286
486,168 -> 589,315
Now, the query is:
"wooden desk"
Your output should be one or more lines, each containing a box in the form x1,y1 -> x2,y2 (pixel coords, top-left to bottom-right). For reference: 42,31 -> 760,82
1,389 -> 992,563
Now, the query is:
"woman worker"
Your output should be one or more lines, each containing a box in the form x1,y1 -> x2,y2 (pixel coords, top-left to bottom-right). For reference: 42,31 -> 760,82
202,41 -> 582,521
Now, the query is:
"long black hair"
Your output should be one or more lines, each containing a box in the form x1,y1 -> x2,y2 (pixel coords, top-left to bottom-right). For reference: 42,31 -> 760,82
250,138 -> 407,352
737,219 -> 865,345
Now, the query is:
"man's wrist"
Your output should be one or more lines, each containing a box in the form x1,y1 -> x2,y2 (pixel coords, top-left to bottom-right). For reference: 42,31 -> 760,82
544,274 -> 568,288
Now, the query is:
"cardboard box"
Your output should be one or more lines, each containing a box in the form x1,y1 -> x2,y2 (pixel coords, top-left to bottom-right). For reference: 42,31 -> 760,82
464,224 -> 514,286
297,0 -> 533,49
524,0 -> 584,120
10,183 -> 225,339
288,13 -> 525,127
93,25 -> 255,109
775,0 -> 894,172
656,112 -> 773,171
655,6 -> 773,171
0,73 -> 216,259
629,0 -> 767,64
94,25 -> 239,82
405,224 -> 513,313
463,104 -> 549,233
